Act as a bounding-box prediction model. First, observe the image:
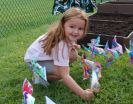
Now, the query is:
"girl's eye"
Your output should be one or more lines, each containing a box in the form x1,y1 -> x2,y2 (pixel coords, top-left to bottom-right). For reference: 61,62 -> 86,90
70,26 -> 74,28
79,28 -> 83,31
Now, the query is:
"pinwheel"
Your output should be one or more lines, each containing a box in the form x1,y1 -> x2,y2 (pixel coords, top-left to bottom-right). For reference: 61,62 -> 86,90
82,36 -> 105,59
45,96 -> 56,104
22,78 -> 35,104
91,69 -> 100,93
81,53 -> 102,80
81,53 -> 91,80
112,36 -> 123,54
104,41 -> 119,67
125,46 -> 133,64
31,59 -> 49,87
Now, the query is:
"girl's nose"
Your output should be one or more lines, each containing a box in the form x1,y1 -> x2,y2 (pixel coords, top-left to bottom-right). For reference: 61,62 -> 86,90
73,28 -> 78,34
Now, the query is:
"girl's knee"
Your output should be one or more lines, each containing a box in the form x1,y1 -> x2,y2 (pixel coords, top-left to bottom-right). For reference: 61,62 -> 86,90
47,74 -> 62,81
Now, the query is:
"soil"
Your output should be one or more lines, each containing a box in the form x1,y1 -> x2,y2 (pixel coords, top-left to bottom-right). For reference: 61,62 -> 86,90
88,13 -> 133,37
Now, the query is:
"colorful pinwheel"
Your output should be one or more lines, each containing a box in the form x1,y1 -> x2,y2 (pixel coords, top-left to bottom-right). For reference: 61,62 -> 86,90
31,59 -> 49,87
112,36 -> 123,54
22,78 -> 35,104
125,46 -> 133,64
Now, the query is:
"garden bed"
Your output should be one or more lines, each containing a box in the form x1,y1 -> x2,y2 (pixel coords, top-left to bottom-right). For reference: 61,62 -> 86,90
89,14 -> 133,37
78,1 -> 133,49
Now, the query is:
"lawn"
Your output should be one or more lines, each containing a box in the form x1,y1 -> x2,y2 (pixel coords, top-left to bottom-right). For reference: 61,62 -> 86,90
0,23 -> 133,104
0,0 -> 60,37
0,0 -> 133,104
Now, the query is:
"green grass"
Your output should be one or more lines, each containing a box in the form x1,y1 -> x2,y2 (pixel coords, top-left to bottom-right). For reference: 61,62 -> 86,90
0,0 -> 60,37
0,24 -> 133,104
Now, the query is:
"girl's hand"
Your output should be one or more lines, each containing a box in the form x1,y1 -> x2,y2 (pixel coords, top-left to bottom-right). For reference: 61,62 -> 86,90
69,48 -> 78,63
80,89 -> 94,100
69,44 -> 81,63
73,44 -> 81,50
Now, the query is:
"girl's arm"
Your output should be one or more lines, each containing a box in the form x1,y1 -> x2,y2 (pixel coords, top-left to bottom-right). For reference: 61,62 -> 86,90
54,66 -> 94,100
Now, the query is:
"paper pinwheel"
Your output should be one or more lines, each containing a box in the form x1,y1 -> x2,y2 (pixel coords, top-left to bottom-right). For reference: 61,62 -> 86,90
81,53 -> 102,80
81,53 -> 91,80
31,59 -> 49,87
23,92 -> 35,104
91,70 -> 100,93
22,78 -> 33,95
130,40 -> 133,50
112,36 -> 123,54
95,35 -> 100,46
87,36 -> 105,59
87,36 -> 101,47
22,78 -> 35,104
104,41 -> 119,67
45,96 -> 56,104
93,62 -> 102,79
125,46 -> 133,64
82,37 -> 105,59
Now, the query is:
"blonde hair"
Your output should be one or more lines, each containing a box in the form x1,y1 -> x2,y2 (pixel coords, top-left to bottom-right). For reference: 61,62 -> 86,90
42,7 -> 88,55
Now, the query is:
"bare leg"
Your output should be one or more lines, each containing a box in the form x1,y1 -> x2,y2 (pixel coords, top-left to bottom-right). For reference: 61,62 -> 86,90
47,74 -> 62,81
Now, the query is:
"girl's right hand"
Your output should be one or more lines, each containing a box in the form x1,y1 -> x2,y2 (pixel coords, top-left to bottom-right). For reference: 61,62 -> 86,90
80,89 -> 94,100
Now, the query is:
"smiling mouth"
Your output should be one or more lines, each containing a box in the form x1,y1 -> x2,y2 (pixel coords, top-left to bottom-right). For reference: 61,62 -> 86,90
71,34 -> 79,38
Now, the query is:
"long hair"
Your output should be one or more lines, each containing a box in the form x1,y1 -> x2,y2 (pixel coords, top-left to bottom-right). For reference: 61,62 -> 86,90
42,7 -> 88,55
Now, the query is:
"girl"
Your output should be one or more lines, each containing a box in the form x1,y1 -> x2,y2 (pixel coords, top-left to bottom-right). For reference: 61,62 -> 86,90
24,7 -> 94,100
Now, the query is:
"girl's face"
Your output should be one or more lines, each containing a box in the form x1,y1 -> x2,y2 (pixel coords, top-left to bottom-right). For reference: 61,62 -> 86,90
64,17 -> 85,42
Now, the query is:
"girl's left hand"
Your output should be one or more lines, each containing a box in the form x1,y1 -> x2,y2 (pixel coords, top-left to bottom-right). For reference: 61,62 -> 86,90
72,44 -> 81,50
69,44 -> 80,63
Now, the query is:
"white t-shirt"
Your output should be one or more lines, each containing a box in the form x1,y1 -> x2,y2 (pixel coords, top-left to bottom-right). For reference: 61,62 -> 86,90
24,33 -> 69,66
